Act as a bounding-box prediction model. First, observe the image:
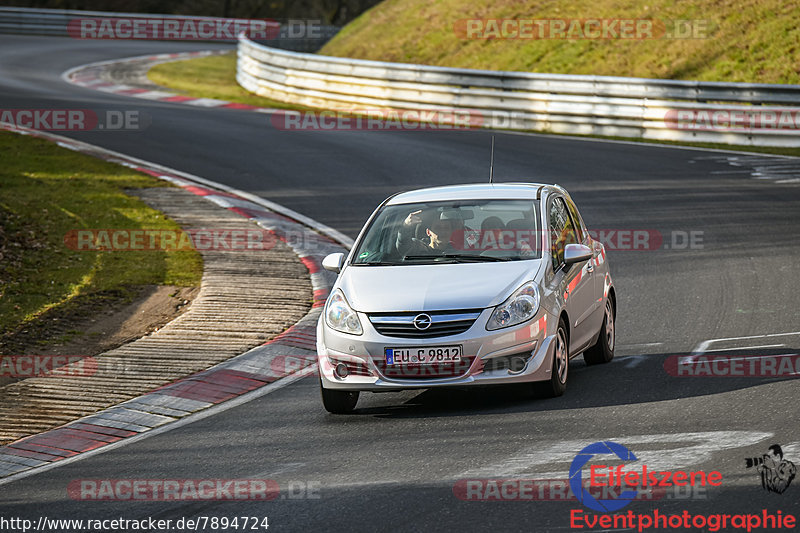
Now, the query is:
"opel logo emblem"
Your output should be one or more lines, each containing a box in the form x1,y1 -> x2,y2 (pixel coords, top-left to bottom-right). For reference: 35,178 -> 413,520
413,313 -> 432,330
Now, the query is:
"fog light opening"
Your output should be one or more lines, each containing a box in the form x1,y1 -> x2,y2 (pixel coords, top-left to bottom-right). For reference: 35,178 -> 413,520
483,351 -> 535,375
509,356 -> 528,373
335,362 -> 350,378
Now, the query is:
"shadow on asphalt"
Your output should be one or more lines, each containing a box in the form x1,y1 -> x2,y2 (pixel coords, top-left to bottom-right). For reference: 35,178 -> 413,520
343,347 -> 798,419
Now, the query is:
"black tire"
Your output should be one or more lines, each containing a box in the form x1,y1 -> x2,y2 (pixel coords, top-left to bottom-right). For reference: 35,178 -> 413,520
535,317 -> 569,398
583,298 -> 615,365
319,376 -> 359,414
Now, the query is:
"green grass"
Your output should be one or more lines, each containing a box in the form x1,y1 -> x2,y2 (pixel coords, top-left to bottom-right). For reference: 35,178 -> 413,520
0,132 -> 203,336
145,8 -> 800,157
321,0 -> 800,84
148,52 -> 308,110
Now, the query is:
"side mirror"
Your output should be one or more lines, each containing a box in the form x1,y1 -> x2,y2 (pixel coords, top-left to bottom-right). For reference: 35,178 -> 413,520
322,252 -> 345,273
564,243 -> 593,265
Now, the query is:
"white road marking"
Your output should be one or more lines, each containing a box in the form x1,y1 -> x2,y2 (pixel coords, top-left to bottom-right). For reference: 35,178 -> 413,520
689,353 -> 798,362
704,344 -> 785,352
624,357 -> 647,369
462,431 -> 772,478
691,331 -> 800,360
781,442 -> 800,459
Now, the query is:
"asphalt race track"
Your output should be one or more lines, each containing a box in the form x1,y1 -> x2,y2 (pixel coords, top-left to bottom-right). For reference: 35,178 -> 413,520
1,34 -> 799,532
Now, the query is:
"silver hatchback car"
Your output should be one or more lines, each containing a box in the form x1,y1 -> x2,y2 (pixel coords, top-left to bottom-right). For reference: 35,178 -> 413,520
317,183 -> 615,413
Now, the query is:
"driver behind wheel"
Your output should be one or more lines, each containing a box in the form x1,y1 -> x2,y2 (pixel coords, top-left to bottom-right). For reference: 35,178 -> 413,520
396,209 -> 459,256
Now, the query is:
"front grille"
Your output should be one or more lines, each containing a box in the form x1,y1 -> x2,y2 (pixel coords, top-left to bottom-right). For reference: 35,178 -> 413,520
368,310 -> 482,338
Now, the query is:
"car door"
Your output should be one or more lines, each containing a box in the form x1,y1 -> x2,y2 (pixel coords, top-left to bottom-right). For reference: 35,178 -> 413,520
564,194 -> 605,333
547,195 -> 597,354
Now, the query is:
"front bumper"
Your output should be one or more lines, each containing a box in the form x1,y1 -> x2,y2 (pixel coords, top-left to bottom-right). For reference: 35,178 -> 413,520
317,308 -> 556,391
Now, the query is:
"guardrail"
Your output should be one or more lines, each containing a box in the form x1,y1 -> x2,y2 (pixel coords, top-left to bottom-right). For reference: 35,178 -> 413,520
0,7 -> 338,51
237,35 -> 800,147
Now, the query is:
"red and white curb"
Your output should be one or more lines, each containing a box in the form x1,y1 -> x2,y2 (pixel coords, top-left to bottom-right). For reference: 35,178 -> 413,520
62,50 -> 278,113
0,122 -> 350,483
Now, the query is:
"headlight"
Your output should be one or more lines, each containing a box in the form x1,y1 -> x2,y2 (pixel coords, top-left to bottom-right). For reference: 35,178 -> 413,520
486,282 -> 540,331
325,289 -> 363,335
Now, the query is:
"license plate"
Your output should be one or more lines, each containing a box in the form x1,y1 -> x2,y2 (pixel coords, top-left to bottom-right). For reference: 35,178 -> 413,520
385,346 -> 462,365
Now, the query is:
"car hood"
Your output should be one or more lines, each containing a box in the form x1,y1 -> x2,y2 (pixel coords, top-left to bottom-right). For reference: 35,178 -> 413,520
338,260 -> 542,312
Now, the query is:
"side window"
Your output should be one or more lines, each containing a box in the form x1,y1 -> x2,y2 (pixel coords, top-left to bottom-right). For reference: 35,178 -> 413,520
548,197 -> 578,272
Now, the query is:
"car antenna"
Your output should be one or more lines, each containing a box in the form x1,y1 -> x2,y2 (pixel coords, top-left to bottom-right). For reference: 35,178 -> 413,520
489,135 -> 495,184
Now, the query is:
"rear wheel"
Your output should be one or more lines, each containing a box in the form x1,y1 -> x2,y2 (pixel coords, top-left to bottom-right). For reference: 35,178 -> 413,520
583,298 -> 615,365
319,376 -> 359,414
535,317 -> 569,397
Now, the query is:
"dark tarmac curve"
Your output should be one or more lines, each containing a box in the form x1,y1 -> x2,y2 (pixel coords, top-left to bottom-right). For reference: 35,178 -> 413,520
0,34 -> 798,532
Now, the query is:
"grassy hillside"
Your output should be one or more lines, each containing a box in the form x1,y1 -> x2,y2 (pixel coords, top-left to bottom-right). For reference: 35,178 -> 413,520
320,0 -> 800,84
0,132 -> 202,340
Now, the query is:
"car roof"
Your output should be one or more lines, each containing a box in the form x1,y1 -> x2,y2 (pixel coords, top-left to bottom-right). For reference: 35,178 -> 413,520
385,183 -> 562,205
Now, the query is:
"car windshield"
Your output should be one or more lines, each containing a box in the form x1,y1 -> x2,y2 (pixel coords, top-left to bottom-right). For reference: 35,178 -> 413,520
351,199 -> 542,265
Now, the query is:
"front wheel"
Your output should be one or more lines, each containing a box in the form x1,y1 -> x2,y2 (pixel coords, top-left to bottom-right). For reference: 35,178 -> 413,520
583,298 -> 615,365
319,376 -> 359,414
535,317 -> 569,398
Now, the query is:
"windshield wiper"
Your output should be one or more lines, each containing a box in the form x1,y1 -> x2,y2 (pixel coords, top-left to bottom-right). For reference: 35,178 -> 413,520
359,260 -> 402,266
403,254 -> 511,263
440,253 -> 512,262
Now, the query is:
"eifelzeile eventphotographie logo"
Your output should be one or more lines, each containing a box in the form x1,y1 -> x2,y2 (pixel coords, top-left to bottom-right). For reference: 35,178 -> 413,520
566,442 -> 795,532
0,109 -> 148,131
455,440 -> 797,532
